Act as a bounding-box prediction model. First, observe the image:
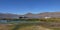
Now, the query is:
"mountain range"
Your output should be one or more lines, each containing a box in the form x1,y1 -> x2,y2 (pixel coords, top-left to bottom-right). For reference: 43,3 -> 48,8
0,12 -> 60,19
22,12 -> 60,18
0,13 -> 20,19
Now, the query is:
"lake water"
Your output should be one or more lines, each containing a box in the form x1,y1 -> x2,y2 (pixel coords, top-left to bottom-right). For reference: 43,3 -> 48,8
0,20 -> 40,24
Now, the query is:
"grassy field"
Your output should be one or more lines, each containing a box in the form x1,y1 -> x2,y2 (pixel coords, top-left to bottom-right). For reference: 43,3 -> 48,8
1,18 -> 60,30
7,23 -> 53,30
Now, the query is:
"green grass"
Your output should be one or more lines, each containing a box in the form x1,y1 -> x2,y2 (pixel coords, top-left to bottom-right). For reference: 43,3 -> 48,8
6,18 -> 60,30
50,28 -> 60,30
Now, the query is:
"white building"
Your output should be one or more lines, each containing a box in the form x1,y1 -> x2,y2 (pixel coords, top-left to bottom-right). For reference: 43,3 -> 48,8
44,17 -> 51,19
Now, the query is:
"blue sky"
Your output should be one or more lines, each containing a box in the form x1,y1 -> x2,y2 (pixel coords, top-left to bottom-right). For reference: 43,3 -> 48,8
0,0 -> 60,14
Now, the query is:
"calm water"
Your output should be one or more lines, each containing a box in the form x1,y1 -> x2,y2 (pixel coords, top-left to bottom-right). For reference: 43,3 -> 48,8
0,20 -> 40,24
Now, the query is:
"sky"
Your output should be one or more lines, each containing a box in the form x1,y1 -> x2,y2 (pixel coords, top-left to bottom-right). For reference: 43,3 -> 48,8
0,0 -> 60,15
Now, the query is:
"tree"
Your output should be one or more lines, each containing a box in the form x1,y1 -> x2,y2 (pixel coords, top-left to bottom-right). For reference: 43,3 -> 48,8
19,17 -> 23,19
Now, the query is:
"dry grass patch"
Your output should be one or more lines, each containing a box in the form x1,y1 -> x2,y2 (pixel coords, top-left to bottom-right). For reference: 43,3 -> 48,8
18,25 -> 52,30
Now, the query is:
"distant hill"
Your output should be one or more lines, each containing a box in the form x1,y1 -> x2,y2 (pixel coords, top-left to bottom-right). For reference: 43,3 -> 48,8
0,13 -> 20,19
1,12 -> 60,19
22,12 -> 60,18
